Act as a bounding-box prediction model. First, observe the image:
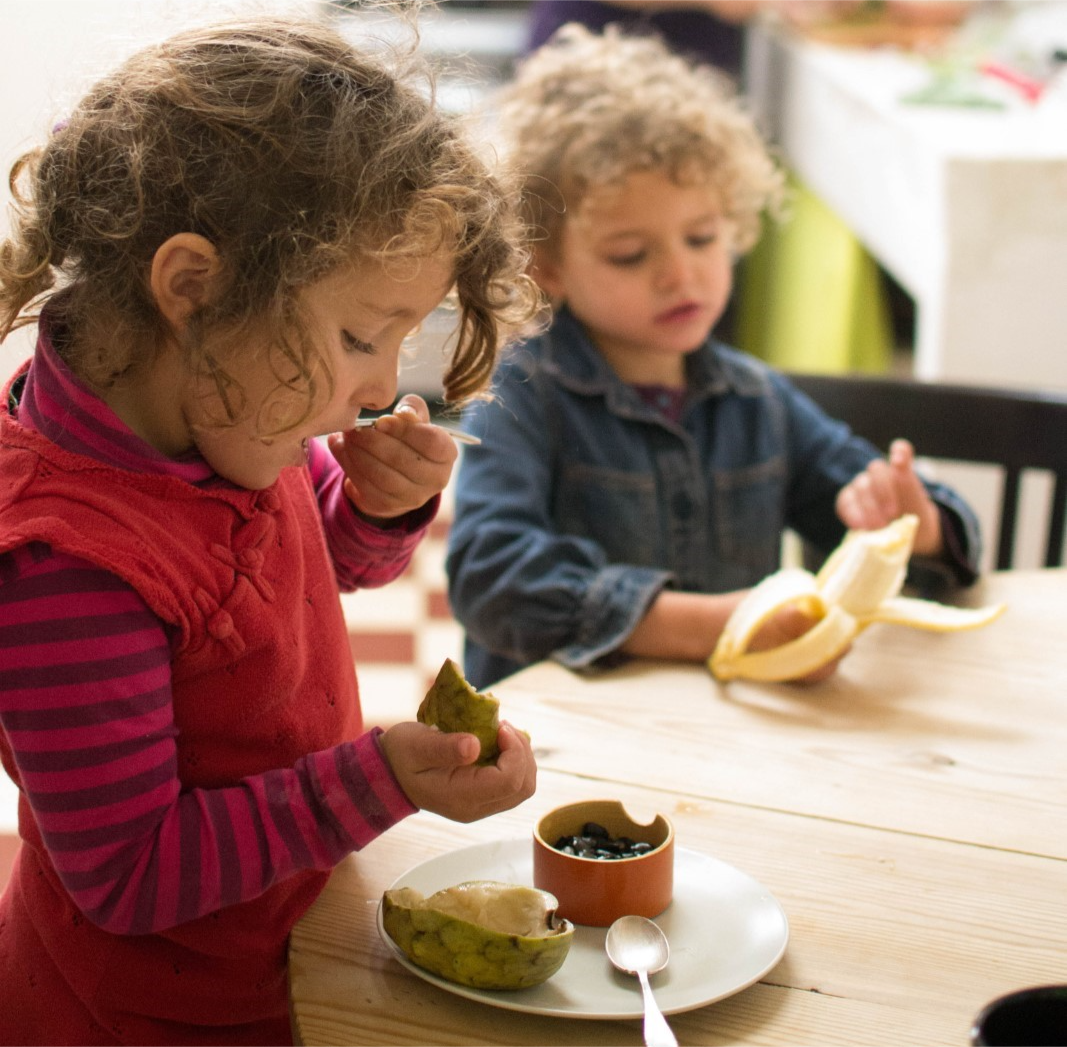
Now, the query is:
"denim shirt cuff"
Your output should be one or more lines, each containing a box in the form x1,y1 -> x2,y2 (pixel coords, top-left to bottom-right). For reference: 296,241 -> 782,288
930,488 -> 981,583
553,565 -> 673,670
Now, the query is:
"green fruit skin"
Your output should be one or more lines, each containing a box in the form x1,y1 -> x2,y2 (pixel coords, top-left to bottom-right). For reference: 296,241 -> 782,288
382,895 -> 573,990
417,659 -> 501,764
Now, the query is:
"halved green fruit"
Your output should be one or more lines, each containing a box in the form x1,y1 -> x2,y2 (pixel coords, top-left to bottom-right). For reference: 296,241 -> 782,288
381,880 -> 574,990
417,658 -> 501,764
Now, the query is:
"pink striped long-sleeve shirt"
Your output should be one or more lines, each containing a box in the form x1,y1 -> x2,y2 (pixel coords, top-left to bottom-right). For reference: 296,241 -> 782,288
0,341 -> 424,935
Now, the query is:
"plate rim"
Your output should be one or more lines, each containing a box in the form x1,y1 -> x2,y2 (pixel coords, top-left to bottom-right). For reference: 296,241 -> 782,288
375,837 -> 789,1020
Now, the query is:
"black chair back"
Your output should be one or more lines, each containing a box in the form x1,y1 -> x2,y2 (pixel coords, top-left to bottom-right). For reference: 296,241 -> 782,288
788,372 -> 1067,569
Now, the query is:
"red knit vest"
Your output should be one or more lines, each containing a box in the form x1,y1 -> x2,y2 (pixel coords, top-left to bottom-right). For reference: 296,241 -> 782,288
0,380 -> 362,1045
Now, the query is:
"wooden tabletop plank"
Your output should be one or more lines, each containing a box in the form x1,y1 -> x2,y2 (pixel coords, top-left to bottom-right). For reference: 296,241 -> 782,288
289,766 -> 1067,1046
489,571 -> 1067,858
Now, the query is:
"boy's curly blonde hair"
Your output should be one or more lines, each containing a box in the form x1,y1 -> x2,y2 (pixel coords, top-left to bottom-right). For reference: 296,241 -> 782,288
492,23 -> 785,264
0,16 -> 538,415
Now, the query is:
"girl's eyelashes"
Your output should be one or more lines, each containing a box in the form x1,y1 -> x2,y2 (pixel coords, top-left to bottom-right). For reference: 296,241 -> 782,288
342,331 -> 376,355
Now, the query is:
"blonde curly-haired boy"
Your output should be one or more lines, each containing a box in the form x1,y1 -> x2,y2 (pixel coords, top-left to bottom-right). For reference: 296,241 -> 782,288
446,24 -> 982,689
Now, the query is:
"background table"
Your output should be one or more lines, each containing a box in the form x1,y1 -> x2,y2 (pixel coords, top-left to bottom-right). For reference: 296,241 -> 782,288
289,570 -> 1067,1045
746,8 -> 1067,393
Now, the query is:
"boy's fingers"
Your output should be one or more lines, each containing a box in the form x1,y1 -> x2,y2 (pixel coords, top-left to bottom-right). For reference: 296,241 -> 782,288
888,438 -> 914,468
866,461 -> 902,520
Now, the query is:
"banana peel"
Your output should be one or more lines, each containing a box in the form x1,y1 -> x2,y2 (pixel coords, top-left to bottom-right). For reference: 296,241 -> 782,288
710,515 -> 1006,683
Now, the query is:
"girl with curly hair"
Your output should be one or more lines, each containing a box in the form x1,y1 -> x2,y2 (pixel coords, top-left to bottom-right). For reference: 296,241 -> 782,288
0,16 -> 537,1044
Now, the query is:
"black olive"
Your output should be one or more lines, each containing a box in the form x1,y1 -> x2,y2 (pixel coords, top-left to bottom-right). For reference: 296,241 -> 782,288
551,825 -> 655,860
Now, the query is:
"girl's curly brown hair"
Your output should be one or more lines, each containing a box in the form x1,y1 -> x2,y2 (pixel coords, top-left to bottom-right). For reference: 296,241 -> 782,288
0,15 -> 537,420
492,22 -> 785,266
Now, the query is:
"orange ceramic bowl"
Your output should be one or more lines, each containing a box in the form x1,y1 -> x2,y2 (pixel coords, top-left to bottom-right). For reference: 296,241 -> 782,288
532,800 -> 674,927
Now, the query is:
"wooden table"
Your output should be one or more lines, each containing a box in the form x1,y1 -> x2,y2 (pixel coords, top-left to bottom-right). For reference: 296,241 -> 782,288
289,570 -> 1067,1045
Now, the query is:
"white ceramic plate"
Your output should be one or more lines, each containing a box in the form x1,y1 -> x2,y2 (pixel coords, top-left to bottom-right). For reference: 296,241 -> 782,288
375,838 -> 788,1019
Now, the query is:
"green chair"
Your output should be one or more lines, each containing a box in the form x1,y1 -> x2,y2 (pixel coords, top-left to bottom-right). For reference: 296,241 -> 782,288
736,175 -> 893,376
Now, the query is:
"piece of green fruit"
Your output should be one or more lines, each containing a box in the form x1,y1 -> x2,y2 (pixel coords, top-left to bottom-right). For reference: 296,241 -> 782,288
418,658 -> 501,764
381,880 -> 574,990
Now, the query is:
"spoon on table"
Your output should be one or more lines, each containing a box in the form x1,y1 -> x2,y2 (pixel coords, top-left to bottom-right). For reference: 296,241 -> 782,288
606,915 -> 678,1047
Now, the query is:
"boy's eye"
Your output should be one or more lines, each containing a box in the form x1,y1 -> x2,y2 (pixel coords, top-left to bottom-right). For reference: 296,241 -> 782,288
606,251 -> 646,267
688,232 -> 718,248
342,331 -> 376,355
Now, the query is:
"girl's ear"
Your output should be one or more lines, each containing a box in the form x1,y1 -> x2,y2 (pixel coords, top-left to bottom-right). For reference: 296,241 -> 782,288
150,233 -> 221,330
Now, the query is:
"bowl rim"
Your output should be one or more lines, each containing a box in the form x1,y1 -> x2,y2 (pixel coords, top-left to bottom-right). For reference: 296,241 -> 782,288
533,799 -> 674,861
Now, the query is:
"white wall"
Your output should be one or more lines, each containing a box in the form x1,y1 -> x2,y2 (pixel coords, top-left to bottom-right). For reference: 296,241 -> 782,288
0,0 -> 321,384
0,0 -> 527,398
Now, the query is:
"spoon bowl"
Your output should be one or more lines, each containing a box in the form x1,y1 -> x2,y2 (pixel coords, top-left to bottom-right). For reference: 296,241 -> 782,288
606,915 -> 677,1047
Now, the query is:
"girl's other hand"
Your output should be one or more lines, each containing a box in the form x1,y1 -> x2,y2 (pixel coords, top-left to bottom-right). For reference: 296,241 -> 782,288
327,394 -> 458,521
378,720 -> 537,823
835,439 -> 944,557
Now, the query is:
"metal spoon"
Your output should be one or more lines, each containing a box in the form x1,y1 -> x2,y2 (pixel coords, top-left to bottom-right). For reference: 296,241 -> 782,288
352,417 -> 481,446
605,915 -> 678,1047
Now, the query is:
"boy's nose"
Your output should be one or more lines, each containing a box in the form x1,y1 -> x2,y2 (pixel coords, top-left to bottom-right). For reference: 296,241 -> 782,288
654,250 -> 690,290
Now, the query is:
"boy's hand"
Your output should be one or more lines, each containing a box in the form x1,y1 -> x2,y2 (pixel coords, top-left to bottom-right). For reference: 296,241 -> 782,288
327,395 -> 458,520
378,720 -> 537,823
836,439 -> 943,557
751,603 -> 848,683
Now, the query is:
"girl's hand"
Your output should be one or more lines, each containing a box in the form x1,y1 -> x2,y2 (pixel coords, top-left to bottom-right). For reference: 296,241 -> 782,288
835,439 -> 944,557
378,720 -> 537,823
327,395 -> 458,520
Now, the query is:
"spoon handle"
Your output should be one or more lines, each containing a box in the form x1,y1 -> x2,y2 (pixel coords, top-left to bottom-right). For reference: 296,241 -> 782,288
637,970 -> 677,1047
353,418 -> 482,446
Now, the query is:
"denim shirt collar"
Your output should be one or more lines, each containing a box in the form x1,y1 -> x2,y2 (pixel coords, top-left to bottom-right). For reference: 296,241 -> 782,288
537,305 -> 771,423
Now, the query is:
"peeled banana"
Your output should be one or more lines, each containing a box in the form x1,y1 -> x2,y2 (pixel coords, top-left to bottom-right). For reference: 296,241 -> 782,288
710,515 -> 1006,682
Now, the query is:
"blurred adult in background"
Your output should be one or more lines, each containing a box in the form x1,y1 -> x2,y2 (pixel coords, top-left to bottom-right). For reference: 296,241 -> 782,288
526,1 -> 973,79
526,0 -> 757,80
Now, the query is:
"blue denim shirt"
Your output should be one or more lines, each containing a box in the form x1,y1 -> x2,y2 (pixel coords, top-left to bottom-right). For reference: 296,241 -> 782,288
446,308 -> 981,688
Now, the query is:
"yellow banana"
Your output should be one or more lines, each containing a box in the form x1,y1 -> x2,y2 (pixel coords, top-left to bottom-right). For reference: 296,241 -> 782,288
710,515 -> 1006,682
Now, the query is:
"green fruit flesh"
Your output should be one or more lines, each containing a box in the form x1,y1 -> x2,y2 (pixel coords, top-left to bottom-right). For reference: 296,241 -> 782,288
382,880 -> 574,990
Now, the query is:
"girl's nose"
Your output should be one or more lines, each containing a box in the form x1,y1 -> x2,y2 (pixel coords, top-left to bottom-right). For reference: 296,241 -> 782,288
346,353 -> 399,413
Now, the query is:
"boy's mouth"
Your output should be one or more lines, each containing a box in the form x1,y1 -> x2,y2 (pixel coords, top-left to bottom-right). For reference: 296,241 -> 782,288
655,301 -> 702,325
